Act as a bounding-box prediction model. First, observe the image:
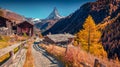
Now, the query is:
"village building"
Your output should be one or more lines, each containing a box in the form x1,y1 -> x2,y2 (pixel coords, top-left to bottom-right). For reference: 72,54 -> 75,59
0,16 -> 34,36
0,16 -> 13,35
15,21 -> 34,36
44,34 -> 75,46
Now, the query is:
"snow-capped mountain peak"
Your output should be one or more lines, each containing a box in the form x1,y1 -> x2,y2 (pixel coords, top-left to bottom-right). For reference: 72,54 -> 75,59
46,7 -> 63,20
32,18 -> 41,22
26,18 -> 41,24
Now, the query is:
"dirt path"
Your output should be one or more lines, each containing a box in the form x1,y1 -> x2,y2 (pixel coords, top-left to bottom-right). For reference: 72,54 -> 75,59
32,44 -> 64,67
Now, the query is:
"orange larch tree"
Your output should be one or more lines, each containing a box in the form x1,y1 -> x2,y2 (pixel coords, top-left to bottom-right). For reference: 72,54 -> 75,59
75,15 -> 107,57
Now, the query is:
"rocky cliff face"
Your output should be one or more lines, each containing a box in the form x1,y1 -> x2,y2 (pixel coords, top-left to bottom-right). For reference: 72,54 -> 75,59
43,0 -> 120,35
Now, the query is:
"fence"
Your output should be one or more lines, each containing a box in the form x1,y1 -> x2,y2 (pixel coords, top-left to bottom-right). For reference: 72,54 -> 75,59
0,40 -> 29,67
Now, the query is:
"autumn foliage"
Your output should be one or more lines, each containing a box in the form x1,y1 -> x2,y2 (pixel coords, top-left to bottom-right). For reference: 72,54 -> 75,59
40,44 -> 120,67
74,15 -> 107,57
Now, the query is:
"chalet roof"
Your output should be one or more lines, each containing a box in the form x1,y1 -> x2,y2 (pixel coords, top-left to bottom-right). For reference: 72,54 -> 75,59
46,34 -> 75,43
17,20 -> 33,25
0,16 -> 33,25
0,15 -> 24,23
0,16 -> 12,22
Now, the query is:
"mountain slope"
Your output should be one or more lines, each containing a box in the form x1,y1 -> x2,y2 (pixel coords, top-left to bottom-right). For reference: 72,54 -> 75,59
43,0 -> 120,35
35,19 -> 59,32
0,8 -> 25,21
101,14 -> 120,60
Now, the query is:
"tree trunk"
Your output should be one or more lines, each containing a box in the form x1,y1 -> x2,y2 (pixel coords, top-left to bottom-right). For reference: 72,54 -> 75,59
88,27 -> 90,53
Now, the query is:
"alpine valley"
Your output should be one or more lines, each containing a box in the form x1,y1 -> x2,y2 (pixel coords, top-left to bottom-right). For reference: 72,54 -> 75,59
43,0 -> 120,60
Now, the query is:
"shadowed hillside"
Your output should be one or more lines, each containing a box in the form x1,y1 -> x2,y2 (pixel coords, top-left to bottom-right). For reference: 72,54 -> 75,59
101,14 -> 120,60
43,0 -> 120,35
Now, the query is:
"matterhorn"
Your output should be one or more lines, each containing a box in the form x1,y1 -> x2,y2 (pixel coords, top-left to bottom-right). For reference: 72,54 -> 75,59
46,7 -> 63,20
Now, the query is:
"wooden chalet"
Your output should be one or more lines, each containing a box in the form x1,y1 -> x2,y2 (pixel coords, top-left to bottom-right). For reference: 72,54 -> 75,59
44,34 -> 75,45
15,21 -> 34,36
0,16 -> 13,35
0,16 -> 34,36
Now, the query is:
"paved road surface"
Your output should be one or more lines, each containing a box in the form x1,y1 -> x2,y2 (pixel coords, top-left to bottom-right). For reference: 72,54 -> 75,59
32,43 -> 64,67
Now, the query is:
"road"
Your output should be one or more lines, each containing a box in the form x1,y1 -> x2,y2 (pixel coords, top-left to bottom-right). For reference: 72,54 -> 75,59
32,43 -> 64,67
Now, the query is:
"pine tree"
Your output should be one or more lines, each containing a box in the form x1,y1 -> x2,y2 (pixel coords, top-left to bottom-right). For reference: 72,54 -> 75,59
74,15 -> 107,57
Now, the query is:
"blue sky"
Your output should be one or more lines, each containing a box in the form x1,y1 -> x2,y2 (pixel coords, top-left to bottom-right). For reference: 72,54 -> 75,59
0,0 -> 95,19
